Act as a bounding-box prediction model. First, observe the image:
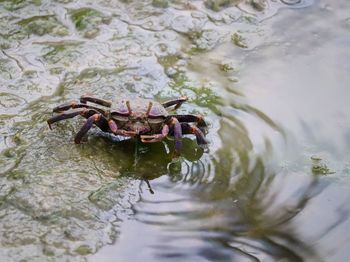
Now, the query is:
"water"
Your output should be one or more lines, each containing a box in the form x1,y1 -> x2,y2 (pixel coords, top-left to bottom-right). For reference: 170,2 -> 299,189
1,0 -> 350,261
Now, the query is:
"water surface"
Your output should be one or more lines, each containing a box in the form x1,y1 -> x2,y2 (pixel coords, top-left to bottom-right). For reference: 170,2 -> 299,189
0,0 -> 350,261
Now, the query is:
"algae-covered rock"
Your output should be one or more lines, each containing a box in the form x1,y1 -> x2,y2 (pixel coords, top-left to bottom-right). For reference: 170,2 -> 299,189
17,15 -> 68,36
69,8 -> 111,38
75,244 -> 93,255
250,0 -> 266,11
152,0 -> 169,8
231,32 -> 248,48
0,0 -> 41,11
205,0 -> 240,11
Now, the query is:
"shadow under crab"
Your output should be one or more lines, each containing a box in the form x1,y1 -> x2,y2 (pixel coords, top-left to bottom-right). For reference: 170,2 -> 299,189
47,95 -> 208,154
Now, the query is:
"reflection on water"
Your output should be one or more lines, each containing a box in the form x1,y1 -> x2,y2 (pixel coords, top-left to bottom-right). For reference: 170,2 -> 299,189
1,0 -> 350,261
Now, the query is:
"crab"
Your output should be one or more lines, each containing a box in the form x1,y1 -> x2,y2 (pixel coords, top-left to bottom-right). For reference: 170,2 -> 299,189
47,95 -> 208,153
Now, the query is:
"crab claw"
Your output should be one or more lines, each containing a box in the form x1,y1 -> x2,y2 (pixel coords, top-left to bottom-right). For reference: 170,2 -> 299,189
115,130 -> 137,137
108,120 -> 136,137
124,131 -> 137,136
140,125 -> 169,143
140,134 -> 163,143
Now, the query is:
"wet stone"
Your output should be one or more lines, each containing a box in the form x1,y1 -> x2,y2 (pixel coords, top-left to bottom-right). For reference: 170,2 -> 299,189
0,0 -> 345,261
0,93 -> 26,109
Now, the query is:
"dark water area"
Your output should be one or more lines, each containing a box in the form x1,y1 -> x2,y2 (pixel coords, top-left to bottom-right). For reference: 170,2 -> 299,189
1,0 -> 350,261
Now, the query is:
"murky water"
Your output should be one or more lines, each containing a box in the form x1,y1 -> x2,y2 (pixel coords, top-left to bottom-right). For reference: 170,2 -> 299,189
1,0 -> 350,261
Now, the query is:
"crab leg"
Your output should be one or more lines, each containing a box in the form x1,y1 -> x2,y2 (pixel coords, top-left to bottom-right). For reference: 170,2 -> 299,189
74,114 -> 102,144
169,117 -> 182,154
108,119 -> 137,137
52,101 -> 106,114
140,125 -> 170,143
80,95 -> 112,107
180,123 -> 207,145
162,96 -> 187,110
170,114 -> 207,128
140,118 -> 182,154
48,108 -> 109,132
47,108 -> 91,129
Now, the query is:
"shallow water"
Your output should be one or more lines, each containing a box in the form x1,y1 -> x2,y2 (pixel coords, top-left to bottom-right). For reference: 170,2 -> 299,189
1,0 -> 350,261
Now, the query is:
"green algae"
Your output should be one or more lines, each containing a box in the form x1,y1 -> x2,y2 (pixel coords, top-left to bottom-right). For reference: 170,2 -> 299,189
17,15 -> 68,37
69,8 -> 110,38
231,32 -> 248,48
